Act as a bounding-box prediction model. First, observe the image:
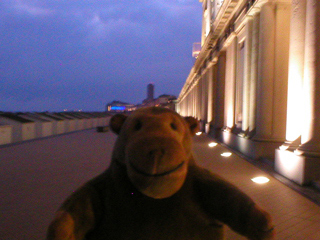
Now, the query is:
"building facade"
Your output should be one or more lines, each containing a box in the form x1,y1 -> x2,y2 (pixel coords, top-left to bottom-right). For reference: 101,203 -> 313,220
142,94 -> 177,110
177,0 -> 320,185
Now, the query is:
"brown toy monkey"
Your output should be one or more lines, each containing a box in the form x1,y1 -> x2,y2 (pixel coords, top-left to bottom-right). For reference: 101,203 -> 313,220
47,107 -> 274,240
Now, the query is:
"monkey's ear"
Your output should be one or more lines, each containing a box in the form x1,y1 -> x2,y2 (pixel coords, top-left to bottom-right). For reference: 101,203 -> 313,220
109,114 -> 127,134
184,117 -> 200,136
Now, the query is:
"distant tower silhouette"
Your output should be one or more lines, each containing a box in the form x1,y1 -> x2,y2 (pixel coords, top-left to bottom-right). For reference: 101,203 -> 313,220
147,83 -> 154,101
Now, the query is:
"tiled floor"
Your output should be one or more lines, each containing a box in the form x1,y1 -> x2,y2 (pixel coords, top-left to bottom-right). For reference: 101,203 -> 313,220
0,130 -> 320,239
193,135 -> 320,240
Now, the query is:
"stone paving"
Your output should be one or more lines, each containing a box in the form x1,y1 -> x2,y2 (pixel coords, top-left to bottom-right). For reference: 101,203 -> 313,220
0,129 -> 320,239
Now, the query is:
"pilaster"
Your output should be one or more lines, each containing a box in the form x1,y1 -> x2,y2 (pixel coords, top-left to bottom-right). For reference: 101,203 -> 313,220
248,12 -> 260,132
254,2 -> 276,140
242,17 -> 253,132
224,36 -> 237,129
278,0 -> 306,150
215,52 -> 226,130
254,1 -> 289,141
275,0 -> 320,185
295,0 -> 320,157
207,65 -> 215,124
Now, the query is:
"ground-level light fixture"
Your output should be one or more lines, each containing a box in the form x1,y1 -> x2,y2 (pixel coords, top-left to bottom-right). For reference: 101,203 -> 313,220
208,142 -> 218,147
221,152 -> 232,157
251,176 -> 270,184
196,132 -> 202,136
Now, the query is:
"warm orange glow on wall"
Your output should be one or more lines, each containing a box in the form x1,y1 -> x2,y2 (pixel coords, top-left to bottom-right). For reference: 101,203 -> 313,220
286,61 -> 303,142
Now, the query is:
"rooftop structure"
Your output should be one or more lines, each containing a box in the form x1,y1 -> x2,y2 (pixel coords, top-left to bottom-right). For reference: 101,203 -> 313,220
147,83 -> 154,101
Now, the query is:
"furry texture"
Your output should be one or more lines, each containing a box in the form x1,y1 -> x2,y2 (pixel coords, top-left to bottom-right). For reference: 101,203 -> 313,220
47,107 -> 274,240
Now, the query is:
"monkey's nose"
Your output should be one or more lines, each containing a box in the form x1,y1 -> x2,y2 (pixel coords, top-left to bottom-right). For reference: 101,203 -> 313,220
148,148 -> 165,159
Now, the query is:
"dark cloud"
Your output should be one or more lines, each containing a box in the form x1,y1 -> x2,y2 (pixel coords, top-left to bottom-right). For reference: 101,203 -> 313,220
0,0 -> 202,111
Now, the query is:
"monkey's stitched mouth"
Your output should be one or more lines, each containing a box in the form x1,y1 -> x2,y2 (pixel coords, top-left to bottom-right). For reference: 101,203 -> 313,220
129,161 -> 185,177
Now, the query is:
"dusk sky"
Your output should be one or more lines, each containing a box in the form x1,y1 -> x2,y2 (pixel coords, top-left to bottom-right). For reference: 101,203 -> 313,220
0,0 -> 202,112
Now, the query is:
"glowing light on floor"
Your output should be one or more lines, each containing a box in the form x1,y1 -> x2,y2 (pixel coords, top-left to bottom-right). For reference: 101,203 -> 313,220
208,142 -> 217,147
221,152 -> 232,157
196,132 -> 202,136
251,177 -> 270,184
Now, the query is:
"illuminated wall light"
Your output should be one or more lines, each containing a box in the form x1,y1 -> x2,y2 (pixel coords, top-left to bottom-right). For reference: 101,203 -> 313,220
251,177 -> 270,184
208,142 -> 218,147
196,132 -> 202,136
221,152 -> 232,157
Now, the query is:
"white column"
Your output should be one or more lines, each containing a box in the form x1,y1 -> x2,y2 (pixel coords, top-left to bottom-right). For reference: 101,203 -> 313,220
204,71 -> 209,123
201,75 -> 205,122
224,36 -> 237,129
272,3 -> 290,140
249,12 -> 260,132
255,2 -> 275,139
186,90 -> 189,116
191,89 -> 194,117
199,78 -> 203,121
295,0 -> 320,156
207,66 -> 214,123
206,66 -> 213,133
275,0 -> 320,185
242,17 -> 253,132
282,0 -> 306,148
215,52 -> 226,129
176,101 -> 180,115
183,96 -> 187,116
197,80 -> 201,120
194,83 -> 198,119
193,83 -> 196,119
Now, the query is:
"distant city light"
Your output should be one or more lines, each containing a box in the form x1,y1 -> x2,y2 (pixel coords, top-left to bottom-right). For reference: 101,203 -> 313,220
251,177 -> 270,184
221,152 -> 232,157
110,106 -> 126,111
208,142 -> 218,147
196,132 -> 202,136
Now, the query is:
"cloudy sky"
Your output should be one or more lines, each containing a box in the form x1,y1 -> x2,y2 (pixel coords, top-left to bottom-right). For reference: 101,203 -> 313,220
0,0 -> 202,112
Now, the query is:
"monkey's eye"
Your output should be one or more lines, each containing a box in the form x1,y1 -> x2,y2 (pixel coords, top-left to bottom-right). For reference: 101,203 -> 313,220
134,120 -> 142,131
170,122 -> 178,131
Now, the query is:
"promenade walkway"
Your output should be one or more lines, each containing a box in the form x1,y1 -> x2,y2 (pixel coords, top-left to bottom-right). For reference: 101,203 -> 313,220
0,129 -> 320,239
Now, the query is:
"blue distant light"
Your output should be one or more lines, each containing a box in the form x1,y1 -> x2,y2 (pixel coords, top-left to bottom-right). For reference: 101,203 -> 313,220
110,106 -> 126,111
